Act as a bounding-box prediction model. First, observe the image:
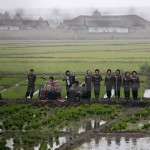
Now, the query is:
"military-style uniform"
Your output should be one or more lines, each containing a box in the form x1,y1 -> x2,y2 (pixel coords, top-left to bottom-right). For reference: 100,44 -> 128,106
85,74 -> 92,99
113,74 -> 122,100
123,76 -> 131,100
64,74 -> 75,99
92,74 -> 102,100
25,73 -> 36,99
131,75 -> 140,101
105,75 -> 113,100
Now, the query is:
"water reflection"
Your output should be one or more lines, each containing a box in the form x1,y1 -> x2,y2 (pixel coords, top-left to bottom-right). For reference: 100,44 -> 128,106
144,89 -> 150,98
5,138 -> 14,150
78,137 -> 150,150
61,120 -> 106,134
47,137 -> 66,150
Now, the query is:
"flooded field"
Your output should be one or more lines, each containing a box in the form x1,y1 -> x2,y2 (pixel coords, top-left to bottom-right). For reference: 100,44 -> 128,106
77,136 -> 150,150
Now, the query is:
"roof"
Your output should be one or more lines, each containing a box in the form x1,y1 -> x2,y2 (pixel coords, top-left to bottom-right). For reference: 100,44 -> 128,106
86,19 -> 123,27
0,19 -> 49,27
63,15 -> 150,27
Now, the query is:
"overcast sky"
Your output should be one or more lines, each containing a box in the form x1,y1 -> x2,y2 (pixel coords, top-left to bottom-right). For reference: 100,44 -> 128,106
1,0 -> 150,21
0,0 -> 150,9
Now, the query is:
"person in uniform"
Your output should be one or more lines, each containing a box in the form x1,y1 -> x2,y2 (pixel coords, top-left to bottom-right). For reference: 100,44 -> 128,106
105,69 -> 113,100
92,69 -> 102,100
113,69 -> 122,101
63,70 -> 75,100
131,71 -> 140,101
85,70 -> 92,100
122,71 -> 131,101
25,69 -> 36,99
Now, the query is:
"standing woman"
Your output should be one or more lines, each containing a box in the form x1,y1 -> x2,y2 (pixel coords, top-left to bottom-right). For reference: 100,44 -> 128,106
113,69 -> 122,101
105,69 -> 113,100
85,70 -> 92,100
131,71 -> 140,101
92,69 -> 102,100
63,70 -> 75,99
122,72 -> 131,101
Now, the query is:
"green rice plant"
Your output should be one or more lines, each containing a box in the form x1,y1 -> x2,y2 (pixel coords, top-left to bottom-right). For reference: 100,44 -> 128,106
104,120 -> 127,131
1,40 -> 150,73
142,123 -> 150,130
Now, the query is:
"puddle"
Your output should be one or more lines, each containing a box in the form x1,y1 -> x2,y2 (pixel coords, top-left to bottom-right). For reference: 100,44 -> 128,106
30,137 -> 67,150
0,128 -> 3,133
3,119 -> 106,150
138,123 -> 143,128
34,144 -> 40,150
144,89 -> 150,98
47,137 -> 66,150
5,138 -> 14,150
60,119 -> 107,134
78,126 -> 85,133
78,137 -> 150,150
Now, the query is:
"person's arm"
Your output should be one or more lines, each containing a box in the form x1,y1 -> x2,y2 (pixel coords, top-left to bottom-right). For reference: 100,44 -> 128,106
120,76 -> 122,86
92,76 -> 94,82
27,74 -> 29,80
104,76 -> 106,85
34,75 -> 36,81
62,76 -> 66,81
122,77 -> 124,86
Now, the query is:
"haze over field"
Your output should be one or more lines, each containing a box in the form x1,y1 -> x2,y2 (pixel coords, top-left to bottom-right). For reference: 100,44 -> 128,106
0,0 -> 150,20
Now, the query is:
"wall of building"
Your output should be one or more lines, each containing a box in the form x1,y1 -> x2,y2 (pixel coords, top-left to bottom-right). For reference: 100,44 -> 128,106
0,26 -> 19,31
88,27 -> 129,33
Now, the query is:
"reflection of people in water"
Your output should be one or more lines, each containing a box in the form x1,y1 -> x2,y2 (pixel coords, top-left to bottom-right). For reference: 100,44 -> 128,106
115,137 -> 121,146
95,137 -> 99,145
125,137 -> 129,143
85,121 -> 92,131
107,137 -> 112,146
132,138 -> 137,145
55,137 -> 60,146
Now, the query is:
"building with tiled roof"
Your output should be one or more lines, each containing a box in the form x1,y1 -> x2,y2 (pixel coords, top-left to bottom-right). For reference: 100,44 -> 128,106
62,12 -> 150,33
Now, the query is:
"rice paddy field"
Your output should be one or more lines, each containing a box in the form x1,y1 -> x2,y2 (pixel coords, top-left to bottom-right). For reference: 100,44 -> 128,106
0,40 -> 150,150
0,39 -> 149,99
0,39 -> 150,73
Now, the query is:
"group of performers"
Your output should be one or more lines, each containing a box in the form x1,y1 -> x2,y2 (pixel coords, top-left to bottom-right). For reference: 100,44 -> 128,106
25,69 -> 140,101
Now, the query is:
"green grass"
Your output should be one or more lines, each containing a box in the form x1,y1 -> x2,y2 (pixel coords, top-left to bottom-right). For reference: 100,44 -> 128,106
0,40 -> 150,73
0,40 -> 149,99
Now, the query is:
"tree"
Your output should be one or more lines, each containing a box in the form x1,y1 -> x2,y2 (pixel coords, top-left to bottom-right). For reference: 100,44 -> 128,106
13,13 -> 22,20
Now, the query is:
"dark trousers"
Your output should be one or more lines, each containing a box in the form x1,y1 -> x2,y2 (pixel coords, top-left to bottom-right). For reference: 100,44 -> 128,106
66,85 -> 72,99
86,87 -> 92,99
94,85 -> 100,99
114,86 -> 121,100
124,86 -> 130,100
132,88 -> 138,100
26,86 -> 35,99
106,86 -> 112,99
